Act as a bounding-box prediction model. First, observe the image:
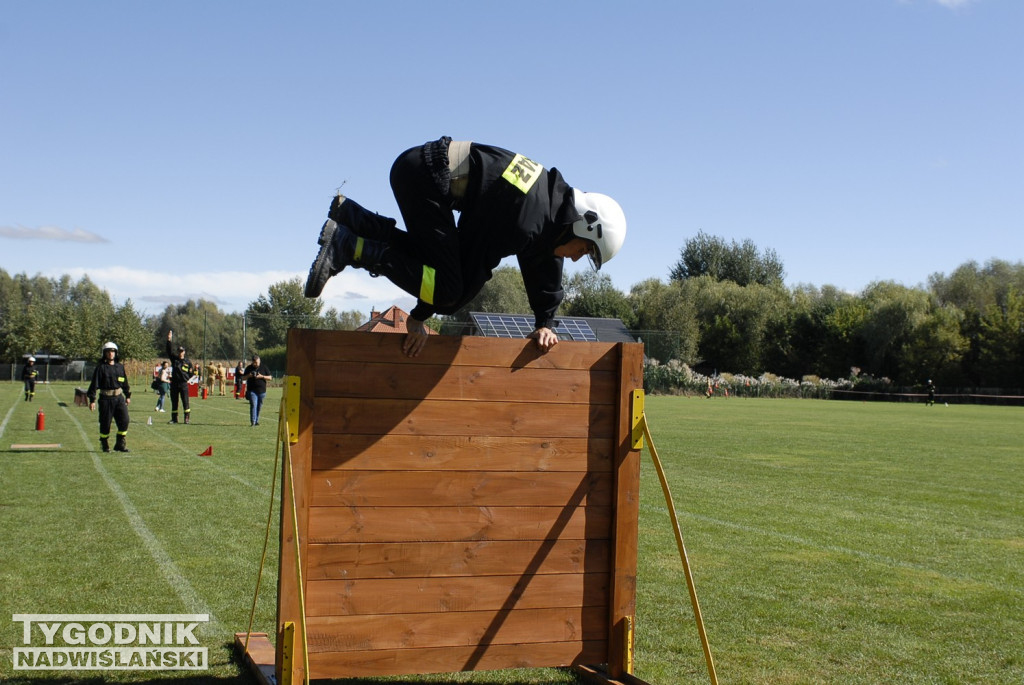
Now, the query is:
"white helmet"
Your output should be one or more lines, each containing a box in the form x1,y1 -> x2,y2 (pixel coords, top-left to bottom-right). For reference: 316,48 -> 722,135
571,189 -> 626,270
102,341 -> 118,352
27,356 -> 36,362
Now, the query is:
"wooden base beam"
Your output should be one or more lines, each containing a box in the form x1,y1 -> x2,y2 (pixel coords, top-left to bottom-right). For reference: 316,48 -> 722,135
234,632 -> 276,685
574,664 -> 654,685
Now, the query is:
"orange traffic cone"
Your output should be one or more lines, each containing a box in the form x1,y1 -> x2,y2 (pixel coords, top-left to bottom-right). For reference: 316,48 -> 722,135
198,446 -> 213,457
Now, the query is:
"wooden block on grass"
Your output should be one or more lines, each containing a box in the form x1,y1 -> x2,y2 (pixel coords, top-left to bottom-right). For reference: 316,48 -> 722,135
233,632 -> 275,685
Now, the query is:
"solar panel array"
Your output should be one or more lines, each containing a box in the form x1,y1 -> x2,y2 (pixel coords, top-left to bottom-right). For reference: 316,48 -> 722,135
470,313 -> 599,342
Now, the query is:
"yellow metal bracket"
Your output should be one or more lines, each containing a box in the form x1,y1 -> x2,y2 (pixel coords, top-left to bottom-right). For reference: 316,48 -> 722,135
631,389 -> 645,450
623,614 -> 635,674
279,621 -> 295,685
284,376 -> 300,444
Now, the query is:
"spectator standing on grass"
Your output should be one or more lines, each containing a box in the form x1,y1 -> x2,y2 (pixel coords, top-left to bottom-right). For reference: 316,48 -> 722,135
216,362 -> 226,396
204,361 -> 216,396
165,330 -> 196,424
21,355 -> 38,402
154,361 -> 171,412
86,342 -> 131,453
243,354 -> 270,426
234,360 -> 245,399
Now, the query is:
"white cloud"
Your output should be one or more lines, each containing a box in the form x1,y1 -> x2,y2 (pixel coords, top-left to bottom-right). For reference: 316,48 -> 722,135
0,224 -> 108,242
49,265 -> 410,318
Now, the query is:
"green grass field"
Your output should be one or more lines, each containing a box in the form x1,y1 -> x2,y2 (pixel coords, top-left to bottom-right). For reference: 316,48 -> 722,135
1,382 -> 1021,684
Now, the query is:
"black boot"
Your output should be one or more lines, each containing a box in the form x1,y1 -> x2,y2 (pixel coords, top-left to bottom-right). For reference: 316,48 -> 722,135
184,412 -> 190,425
170,412 -> 178,424
100,437 -> 110,453
114,435 -> 129,453
328,194 -> 398,241
305,220 -> 391,298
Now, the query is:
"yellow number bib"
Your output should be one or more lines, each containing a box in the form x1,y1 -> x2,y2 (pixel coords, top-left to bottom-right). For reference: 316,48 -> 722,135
501,154 -> 544,194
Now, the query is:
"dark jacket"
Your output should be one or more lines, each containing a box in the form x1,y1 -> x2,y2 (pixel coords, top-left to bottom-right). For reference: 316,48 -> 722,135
243,363 -> 270,395
87,361 -> 131,403
409,143 -> 580,329
166,341 -> 196,386
21,363 -> 38,382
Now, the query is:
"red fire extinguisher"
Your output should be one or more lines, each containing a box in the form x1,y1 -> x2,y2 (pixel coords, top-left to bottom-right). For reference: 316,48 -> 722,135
36,408 -> 45,431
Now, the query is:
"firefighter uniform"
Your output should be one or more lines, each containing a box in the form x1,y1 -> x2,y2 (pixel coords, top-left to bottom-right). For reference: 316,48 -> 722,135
166,340 -> 196,423
87,354 -> 131,452
21,358 -> 38,401
306,136 -> 627,356
392,138 -> 578,329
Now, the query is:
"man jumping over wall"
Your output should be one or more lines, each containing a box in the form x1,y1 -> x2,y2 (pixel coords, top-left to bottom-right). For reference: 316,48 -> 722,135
304,136 -> 627,358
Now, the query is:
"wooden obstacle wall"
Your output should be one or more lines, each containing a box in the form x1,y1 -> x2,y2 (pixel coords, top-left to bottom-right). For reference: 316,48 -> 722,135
279,329 -> 644,682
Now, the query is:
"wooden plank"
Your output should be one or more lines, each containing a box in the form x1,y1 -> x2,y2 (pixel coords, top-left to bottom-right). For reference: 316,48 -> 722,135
608,343 -> 644,678
306,573 -> 609,616
309,470 -> 612,507
233,633 -> 275,685
306,606 -> 607,652
308,505 -> 611,544
310,640 -> 608,678
276,330 -> 646,682
312,434 -> 614,472
278,328 -> 317,685
316,331 -> 620,371
306,539 -> 611,580
575,664 -> 655,685
312,397 -> 615,439
315,359 -> 617,404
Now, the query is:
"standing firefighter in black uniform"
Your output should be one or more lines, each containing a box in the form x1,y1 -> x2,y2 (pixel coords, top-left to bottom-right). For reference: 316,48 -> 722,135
87,342 -> 131,453
304,137 -> 627,357
21,355 -> 38,401
165,330 -> 195,424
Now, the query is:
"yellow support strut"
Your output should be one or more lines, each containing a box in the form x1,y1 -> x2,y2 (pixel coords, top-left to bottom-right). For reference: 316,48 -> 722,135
639,403 -> 719,685
243,384 -> 310,685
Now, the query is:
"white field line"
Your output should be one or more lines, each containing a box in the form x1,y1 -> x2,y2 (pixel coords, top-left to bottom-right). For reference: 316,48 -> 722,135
140,423 -> 274,498
52,388 -> 225,636
0,397 -> 17,439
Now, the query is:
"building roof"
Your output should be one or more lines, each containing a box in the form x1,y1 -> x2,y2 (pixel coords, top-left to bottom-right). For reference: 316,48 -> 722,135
356,306 -> 437,335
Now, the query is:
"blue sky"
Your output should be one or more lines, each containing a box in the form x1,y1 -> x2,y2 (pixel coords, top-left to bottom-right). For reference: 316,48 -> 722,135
2,0 -> 1021,318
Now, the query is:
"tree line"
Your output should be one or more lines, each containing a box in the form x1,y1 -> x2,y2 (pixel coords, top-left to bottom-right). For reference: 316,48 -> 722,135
3,235 -> 1022,389
436,233 -> 1024,390
0,273 -> 363,367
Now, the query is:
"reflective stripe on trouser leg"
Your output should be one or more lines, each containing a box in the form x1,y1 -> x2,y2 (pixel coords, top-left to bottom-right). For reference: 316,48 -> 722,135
354,237 -> 365,261
419,265 -> 436,305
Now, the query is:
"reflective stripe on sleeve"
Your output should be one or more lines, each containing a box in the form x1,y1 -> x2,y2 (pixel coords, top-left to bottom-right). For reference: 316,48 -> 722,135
419,265 -> 436,305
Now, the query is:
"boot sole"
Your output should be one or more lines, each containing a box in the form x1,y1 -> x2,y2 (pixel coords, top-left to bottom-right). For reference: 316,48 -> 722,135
305,219 -> 340,298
